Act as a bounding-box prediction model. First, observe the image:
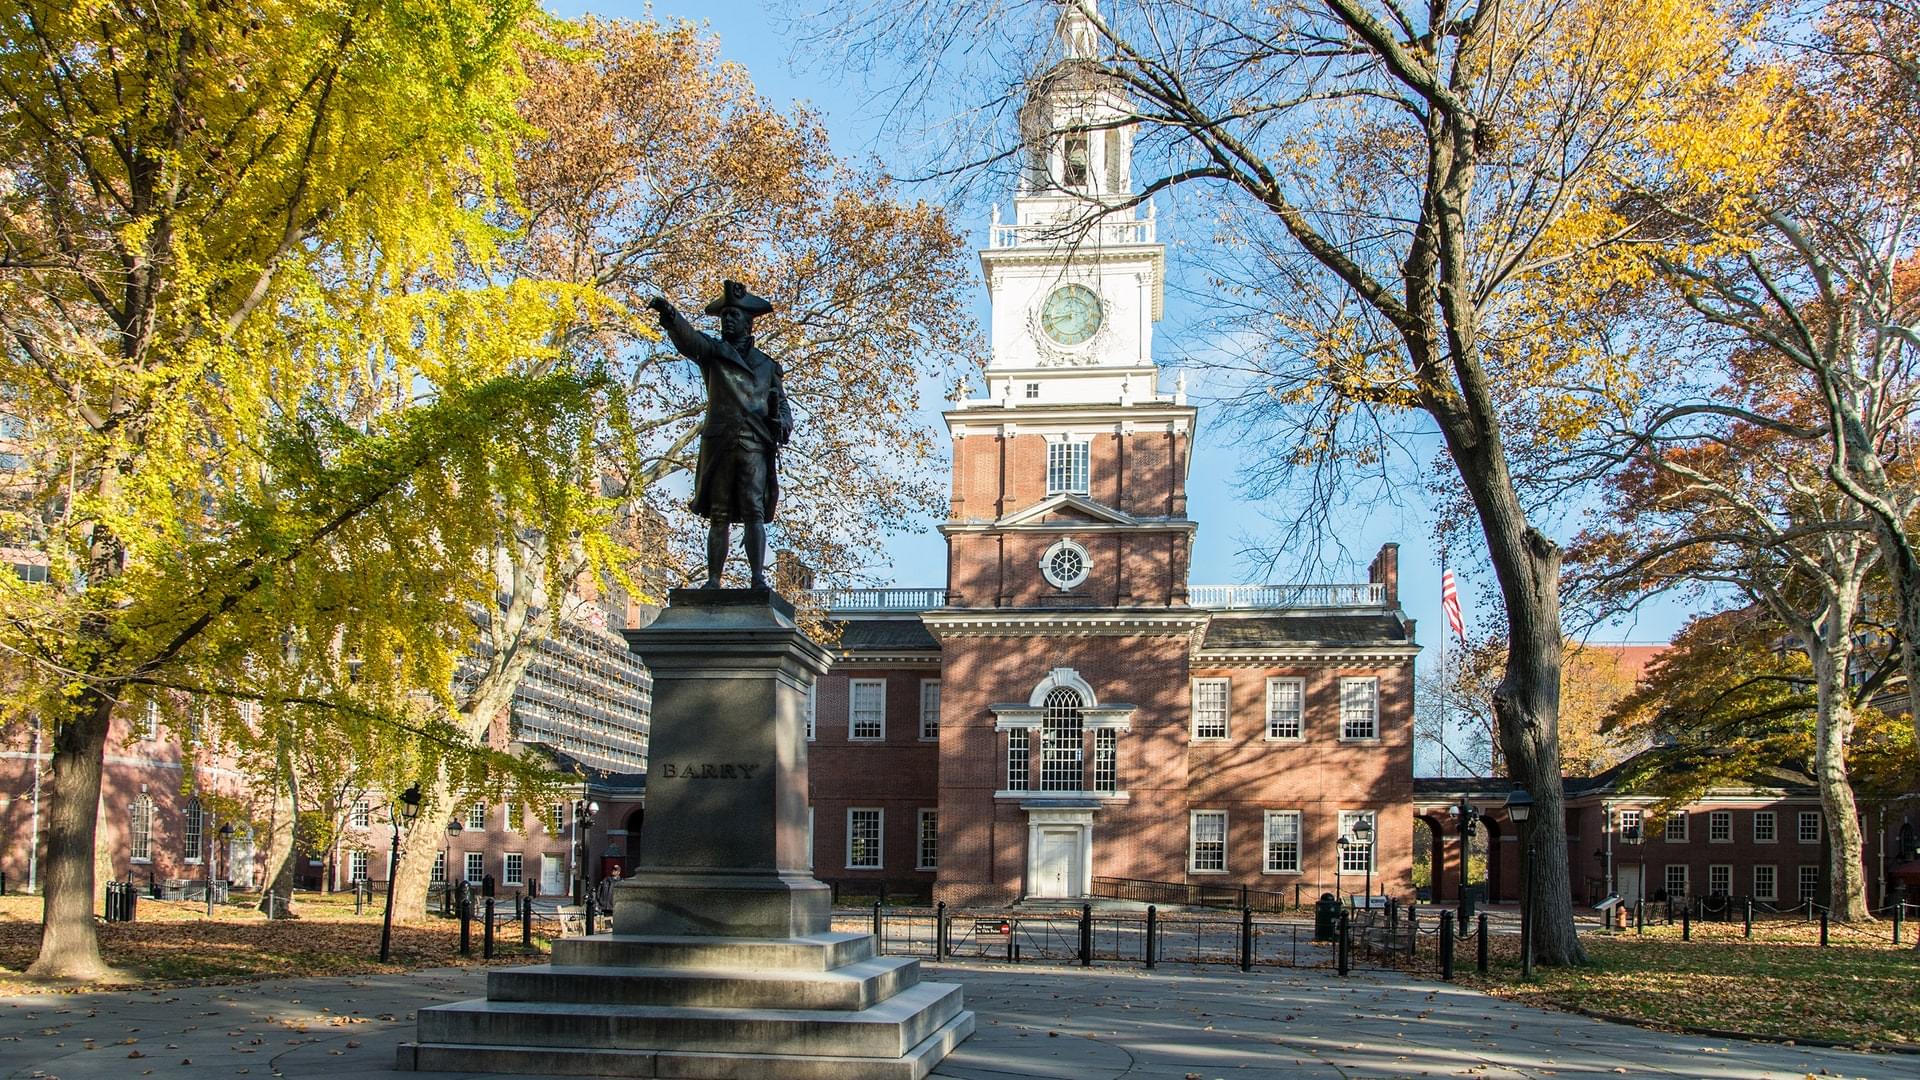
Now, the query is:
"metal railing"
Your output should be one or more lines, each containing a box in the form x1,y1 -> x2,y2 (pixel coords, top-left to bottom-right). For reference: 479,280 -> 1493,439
1090,875 -> 1296,913
1189,582 -> 1387,609
812,588 -> 949,612
989,218 -> 1155,248
814,583 -> 1387,612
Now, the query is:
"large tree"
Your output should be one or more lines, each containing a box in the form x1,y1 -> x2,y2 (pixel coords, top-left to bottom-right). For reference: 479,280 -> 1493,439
0,0 -> 604,978
1574,384 -> 1887,919
807,0 -> 1778,963
1638,1 -> 1920,747
381,17 -> 978,917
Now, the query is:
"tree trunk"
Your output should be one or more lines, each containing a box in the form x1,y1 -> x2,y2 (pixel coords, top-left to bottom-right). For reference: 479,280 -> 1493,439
1869,521 -> 1920,751
257,734 -> 300,918
28,693 -> 113,979
1442,420 -> 1587,965
1807,625 -> 1871,921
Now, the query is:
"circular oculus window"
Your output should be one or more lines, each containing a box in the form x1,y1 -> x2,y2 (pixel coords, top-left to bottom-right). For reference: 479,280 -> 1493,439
1039,284 -> 1104,346
1040,538 -> 1092,590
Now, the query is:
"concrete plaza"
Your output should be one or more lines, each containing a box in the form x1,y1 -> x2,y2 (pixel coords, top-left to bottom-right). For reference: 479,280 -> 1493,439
0,960 -> 1902,1080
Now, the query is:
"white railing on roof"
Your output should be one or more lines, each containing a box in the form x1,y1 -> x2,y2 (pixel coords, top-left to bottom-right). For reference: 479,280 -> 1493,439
990,217 -> 1155,248
1190,583 -> 1386,609
814,588 -> 949,612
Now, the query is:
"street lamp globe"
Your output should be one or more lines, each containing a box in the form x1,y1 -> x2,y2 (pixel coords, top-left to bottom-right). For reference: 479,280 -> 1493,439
400,783 -> 423,826
1504,786 -> 1533,823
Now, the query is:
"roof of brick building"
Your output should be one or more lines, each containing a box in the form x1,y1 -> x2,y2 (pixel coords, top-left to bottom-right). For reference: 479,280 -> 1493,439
832,618 -> 940,652
1200,613 -> 1411,649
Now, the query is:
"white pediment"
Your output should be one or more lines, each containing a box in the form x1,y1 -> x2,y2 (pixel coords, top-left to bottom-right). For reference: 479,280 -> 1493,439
997,493 -> 1139,528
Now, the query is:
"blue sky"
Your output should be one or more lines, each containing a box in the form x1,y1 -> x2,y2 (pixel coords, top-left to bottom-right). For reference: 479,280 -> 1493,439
551,1 -> 1695,759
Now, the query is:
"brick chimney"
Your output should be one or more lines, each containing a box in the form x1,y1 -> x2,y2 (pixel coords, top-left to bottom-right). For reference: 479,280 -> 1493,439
1367,543 -> 1399,606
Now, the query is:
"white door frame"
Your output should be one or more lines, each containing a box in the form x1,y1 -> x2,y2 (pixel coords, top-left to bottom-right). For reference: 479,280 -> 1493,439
1023,804 -> 1096,899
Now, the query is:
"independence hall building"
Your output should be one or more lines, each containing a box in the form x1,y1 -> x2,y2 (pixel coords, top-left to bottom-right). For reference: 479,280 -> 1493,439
803,5 -> 1419,907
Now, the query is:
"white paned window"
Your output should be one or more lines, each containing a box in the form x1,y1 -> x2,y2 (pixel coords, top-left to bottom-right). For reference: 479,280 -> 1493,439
919,680 -> 942,740
467,802 -> 487,831
1339,811 -> 1377,872
465,851 -> 485,882
504,852 -> 524,887
1709,810 -> 1732,843
1798,811 -> 1821,844
1753,864 -> 1777,901
1664,811 -> 1688,842
1339,678 -> 1379,740
237,698 -> 260,725
805,683 -> 816,741
847,809 -> 883,869
1709,864 -> 1732,895
1191,678 -> 1229,740
1754,811 -> 1777,843
1664,864 -> 1689,899
917,809 -> 938,870
1263,810 -> 1301,873
1265,678 -> 1303,739
432,852 -> 447,884
1046,440 -> 1090,495
1007,728 -> 1030,790
350,850 -> 369,883
1092,728 -> 1117,792
1619,809 -> 1643,844
849,679 -> 886,741
1798,864 -> 1820,902
130,794 -> 154,862
1190,810 -> 1227,873
351,799 -> 371,829
1040,687 -> 1085,791
183,797 -> 204,861
549,803 -> 566,833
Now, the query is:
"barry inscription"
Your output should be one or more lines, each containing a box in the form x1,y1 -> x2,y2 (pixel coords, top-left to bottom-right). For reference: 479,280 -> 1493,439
660,762 -> 761,780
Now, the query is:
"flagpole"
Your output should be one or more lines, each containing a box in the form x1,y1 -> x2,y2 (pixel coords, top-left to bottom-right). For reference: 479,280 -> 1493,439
1438,557 -> 1448,779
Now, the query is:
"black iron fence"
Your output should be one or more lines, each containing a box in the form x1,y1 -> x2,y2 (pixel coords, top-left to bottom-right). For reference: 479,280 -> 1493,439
845,901 -> 1381,973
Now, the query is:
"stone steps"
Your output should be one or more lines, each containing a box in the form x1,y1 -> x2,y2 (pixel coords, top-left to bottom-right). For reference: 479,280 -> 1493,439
398,1008 -> 975,1080
486,956 -> 921,1010
415,979 -> 965,1059
551,931 -> 873,972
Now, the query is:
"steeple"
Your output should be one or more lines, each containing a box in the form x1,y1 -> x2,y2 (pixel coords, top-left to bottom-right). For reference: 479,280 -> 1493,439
1017,1 -> 1130,199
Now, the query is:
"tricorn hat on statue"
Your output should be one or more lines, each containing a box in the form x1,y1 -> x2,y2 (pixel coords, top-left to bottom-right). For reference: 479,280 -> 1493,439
703,279 -> 774,319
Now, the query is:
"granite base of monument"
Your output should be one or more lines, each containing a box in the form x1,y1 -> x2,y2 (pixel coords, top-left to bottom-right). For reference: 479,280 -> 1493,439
398,590 -> 972,1079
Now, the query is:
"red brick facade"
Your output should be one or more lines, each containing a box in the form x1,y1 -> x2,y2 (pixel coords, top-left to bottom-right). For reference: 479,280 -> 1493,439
809,379 -> 1420,906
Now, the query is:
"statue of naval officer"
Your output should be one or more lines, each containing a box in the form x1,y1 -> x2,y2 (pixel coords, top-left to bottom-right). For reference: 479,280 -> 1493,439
647,280 -> 792,589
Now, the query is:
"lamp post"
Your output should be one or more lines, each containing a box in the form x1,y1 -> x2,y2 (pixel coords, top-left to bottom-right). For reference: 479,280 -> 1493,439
379,783 -> 423,962
444,818 -> 464,906
212,822 -> 232,917
1353,815 -> 1375,909
1336,833 -> 1351,907
1454,794 -> 1477,931
573,799 -> 600,908
1505,785 -> 1534,980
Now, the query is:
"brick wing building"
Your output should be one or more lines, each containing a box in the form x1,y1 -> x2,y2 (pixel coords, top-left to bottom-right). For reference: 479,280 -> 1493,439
804,4 -> 1420,908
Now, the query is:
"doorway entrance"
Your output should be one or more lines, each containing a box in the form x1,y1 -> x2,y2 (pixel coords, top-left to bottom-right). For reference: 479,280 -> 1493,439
1023,803 -> 1095,900
1617,865 -> 1643,907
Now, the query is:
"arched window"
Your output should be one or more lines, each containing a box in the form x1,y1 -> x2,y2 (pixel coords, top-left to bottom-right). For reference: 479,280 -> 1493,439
130,794 -> 154,862
1040,687 -> 1084,791
183,796 -> 203,860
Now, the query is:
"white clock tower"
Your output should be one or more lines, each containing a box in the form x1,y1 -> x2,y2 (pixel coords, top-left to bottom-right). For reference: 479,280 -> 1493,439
969,0 -> 1170,409
943,1 -> 1196,612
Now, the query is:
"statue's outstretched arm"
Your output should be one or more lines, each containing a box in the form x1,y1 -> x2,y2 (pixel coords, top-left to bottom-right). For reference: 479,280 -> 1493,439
647,297 -> 713,362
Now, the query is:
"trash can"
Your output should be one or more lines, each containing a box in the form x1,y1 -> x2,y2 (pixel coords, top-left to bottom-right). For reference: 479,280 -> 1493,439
1314,892 -> 1341,942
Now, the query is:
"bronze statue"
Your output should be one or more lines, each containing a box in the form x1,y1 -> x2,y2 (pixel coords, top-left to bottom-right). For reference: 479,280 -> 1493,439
647,280 -> 792,589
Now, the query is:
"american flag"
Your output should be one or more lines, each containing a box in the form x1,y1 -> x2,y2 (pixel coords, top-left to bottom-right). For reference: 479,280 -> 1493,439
1441,568 -> 1465,641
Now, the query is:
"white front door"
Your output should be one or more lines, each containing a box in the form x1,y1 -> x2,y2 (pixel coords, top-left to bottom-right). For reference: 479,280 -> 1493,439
1033,829 -> 1080,898
1617,866 -> 1642,907
541,854 -> 567,896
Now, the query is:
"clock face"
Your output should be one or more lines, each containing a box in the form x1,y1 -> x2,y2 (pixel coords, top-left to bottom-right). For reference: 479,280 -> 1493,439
1040,284 -> 1103,346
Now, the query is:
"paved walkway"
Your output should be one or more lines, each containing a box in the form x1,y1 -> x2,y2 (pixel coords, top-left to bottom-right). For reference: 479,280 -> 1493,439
0,961 -> 1902,1080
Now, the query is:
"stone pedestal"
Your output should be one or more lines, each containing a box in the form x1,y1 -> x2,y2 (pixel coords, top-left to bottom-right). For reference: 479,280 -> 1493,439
398,589 -> 973,1079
